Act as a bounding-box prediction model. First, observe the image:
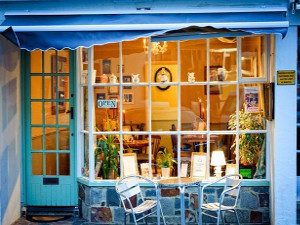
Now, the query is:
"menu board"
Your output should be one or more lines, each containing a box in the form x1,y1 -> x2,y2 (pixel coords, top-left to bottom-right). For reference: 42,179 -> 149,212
123,153 -> 139,177
191,152 -> 207,178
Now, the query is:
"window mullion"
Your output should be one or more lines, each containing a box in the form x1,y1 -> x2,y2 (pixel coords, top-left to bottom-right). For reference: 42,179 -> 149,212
236,37 -> 242,174
148,38 -> 153,178
87,47 -> 95,182
119,42 -> 124,178
206,39 -> 211,179
177,40 -> 181,177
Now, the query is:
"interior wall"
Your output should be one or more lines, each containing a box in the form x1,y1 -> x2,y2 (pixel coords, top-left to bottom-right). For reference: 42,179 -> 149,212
0,35 -> 21,225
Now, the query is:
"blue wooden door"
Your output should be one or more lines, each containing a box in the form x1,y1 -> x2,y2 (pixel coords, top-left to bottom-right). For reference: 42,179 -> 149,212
23,50 -> 77,206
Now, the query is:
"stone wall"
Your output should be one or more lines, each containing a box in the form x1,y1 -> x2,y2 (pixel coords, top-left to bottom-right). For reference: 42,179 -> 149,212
78,183 -> 270,225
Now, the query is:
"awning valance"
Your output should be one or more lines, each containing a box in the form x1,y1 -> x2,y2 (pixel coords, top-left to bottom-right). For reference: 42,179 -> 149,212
0,12 -> 289,51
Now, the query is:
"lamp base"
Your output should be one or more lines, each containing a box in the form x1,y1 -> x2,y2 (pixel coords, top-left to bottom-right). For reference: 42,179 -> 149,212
214,166 -> 223,178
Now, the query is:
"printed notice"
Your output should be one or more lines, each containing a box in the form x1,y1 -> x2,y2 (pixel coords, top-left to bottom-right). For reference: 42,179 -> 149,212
277,70 -> 295,85
244,87 -> 259,113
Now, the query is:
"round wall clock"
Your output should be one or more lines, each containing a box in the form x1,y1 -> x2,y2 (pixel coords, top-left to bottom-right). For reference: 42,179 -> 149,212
154,67 -> 172,91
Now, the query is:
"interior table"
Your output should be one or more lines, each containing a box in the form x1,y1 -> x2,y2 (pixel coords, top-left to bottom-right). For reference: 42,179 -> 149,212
157,177 -> 203,225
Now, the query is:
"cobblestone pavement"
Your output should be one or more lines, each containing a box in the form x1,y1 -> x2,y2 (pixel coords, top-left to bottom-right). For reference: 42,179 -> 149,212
12,216 -> 87,225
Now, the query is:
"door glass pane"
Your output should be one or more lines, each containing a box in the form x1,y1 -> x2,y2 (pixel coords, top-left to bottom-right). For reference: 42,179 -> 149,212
46,153 -> 57,175
180,39 -> 207,82
45,128 -> 56,150
210,38 -> 237,81
30,50 -> 42,73
83,86 -> 88,130
32,127 -> 43,150
45,102 -> 56,125
31,76 -> 42,99
31,102 -> 42,124
32,153 -> 43,175
57,50 -> 70,73
59,153 -> 70,175
59,128 -> 70,150
44,50 -> 56,73
58,102 -> 70,125
44,76 -> 53,99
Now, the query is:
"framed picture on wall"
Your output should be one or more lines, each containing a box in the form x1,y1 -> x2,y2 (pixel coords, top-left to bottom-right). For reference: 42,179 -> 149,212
123,75 -> 132,89
123,93 -> 134,104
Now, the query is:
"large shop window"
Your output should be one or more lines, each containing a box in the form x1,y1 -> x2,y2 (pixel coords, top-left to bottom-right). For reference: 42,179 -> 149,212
78,35 -> 269,181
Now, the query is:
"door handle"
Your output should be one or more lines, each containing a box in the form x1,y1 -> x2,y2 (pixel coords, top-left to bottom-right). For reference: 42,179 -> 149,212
67,107 -> 74,119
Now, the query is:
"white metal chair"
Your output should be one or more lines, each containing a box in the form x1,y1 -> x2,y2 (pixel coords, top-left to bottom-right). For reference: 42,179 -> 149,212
115,175 -> 166,225
200,174 -> 243,225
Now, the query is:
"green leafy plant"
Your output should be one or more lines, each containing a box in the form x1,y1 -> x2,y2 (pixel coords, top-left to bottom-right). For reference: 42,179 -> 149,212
156,147 -> 177,169
228,109 -> 265,165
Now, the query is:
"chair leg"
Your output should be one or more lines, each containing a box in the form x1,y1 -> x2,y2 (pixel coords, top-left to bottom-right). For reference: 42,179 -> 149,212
124,213 -> 127,225
216,210 -> 221,225
132,214 -> 138,225
159,203 -> 167,225
234,210 -> 240,225
221,211 -> 226,225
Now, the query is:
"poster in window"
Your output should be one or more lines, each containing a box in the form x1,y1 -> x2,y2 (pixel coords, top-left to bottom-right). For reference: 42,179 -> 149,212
244,87 -> 259,113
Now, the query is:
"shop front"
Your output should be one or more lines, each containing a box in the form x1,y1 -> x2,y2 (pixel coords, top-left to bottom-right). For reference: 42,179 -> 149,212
0,4 -> 297,225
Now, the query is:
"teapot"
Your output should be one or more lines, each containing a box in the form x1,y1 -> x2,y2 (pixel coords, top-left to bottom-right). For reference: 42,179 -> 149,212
109,74 -> 118,83
187,72 -> 195,83
132,74 -> 140,83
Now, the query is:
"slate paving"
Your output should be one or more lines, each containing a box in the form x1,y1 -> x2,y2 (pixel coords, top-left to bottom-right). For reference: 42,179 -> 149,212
12,216 -> 87,225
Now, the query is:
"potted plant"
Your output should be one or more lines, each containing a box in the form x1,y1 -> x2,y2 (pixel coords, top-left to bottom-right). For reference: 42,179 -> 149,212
156,147 -> 176,178
228,109 -> 265,178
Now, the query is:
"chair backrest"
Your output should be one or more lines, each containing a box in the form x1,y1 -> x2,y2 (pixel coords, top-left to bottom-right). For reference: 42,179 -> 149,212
152,135 -> 161,160
220,174 -> 243,207
170,124 -> 177,151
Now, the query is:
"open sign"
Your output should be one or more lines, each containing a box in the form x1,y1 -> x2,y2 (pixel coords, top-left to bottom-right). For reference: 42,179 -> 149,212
97,99 -> 117,108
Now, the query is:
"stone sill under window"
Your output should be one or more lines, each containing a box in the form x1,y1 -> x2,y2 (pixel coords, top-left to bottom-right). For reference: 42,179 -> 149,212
77,177 -> 269,187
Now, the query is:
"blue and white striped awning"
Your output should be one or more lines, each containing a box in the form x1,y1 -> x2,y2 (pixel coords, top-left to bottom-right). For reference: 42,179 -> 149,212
0,12 -> 289,51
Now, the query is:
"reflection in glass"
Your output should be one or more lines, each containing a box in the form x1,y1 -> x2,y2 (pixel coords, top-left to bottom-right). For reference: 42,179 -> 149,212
239,133 -> 266,179
45,128 -> 56,150
31,127 -> 43,150
57,50 -> 70,73
83,86 -> 88,130
58,102 -> 70,125
46,153 -> 57,175
151,86 -> 178,131
45,102 -> 56,125
210,38 -> 237,81
30,50 -> 42,73
31,76 -> 42,99
180,39 -> 206,82
59,128 -> 70,150
32,153 -> 43,175
44,76 -> 53,99
31,102 -> 42,124
44,50 -> 56,74
241,36 -> 266,78
181,85 -> 206,131
59,153 -> 70,175
83,133 -> 89,177
210,84 -> 236,131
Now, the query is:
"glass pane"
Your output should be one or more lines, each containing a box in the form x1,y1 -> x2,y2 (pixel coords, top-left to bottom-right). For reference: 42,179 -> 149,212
151,86 -> 178,131
58,102 -> 69,125
241,36 -> 266,78
59,128 -> 70,150
45,102 -> 56,125
31,76 -> 42,99
59,153 -> 70,175
210,38 -> 237,81
58,76 -> 69,99
32,153 -> 43,175
31,127 -> 43,150
122,86 -> 148,129
44,76 -> 53,99
152,41 -> 177,67
83,133 -> 89,177
95,134 -> 120,179
181,85 -> 206,131
44,50 -> 56,74
151,42 -> 177,84
30,50 -> 42,73
236,84 -> 266,130
45,128 -> 56,150
46,153 -> 57,175
180,39 -> 207,82
239,133 -> 266,179
155,135 -> 176,178
83,86 -> 89,130
210,135 -> 236,177
94,43 -> 120,84
57,50 -> 70,73
123,38 -> 148,82
210,84 -> 236,131
95,87 -> 120,131
31,102 -> 42,124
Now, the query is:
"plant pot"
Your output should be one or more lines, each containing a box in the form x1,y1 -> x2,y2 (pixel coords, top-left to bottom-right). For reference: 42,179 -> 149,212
161,167 -> 170,178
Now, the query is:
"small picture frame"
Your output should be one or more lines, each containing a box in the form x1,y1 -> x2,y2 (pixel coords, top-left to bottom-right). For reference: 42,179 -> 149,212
96,93 -> 106,100
123,153 -> 139,176
140,163 -> 150,177
102,59 -> 111,74
109,86 -> 119,95
180,162 -> 189,178
123,93 -> 134,104
123,75 -> 132,89
191,152 -> 207,178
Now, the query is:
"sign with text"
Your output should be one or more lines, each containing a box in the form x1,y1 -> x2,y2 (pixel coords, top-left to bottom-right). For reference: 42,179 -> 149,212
277,70 -> 295,85
191,152 -> 206,178
97,99 -> 117,108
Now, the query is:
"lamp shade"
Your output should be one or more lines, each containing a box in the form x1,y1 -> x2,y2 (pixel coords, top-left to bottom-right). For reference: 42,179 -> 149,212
211,150 -> 226,166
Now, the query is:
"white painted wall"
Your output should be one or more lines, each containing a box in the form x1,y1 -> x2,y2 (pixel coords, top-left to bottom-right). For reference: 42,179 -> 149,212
0,35 -> 21,225
272,26 -> 297,225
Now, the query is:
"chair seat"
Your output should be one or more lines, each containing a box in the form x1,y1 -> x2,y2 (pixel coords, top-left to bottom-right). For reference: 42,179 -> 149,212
202,202 -> 235,211
125,199 -> 157,214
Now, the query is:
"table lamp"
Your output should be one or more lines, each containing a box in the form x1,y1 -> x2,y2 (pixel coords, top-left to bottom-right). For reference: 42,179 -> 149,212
211,150 -> 226,177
